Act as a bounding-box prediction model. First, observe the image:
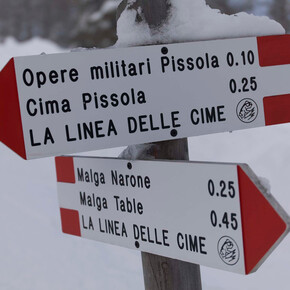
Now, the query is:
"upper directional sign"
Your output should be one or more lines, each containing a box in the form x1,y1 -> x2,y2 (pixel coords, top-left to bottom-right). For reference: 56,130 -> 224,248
55,156 -> 289,274
1,35 -> 290,159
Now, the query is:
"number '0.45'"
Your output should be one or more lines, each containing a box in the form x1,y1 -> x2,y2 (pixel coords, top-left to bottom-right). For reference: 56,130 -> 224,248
208,180 -> 236,198
210,211 -> 238,230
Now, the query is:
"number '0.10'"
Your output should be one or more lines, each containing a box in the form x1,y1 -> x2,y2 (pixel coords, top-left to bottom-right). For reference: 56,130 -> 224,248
226,50 -> 255,67
208,180 -> 236,198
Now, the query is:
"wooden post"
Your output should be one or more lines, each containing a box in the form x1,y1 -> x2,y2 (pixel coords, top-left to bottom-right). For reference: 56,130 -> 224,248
120,140 -> 202,290
117,1 -> 202,289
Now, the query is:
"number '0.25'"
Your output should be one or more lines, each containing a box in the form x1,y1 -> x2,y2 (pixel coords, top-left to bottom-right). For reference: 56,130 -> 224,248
208,180 -> 236,198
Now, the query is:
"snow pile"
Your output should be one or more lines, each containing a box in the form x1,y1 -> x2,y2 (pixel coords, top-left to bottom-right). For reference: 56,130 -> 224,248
0,37 -> 63,69
258,176 -> 271,194
116,7 -> 152,46
117,0 -> 285,46
119,144 -> 156,160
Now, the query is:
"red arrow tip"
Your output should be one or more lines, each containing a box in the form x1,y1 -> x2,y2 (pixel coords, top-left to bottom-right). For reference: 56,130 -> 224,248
0,58 -> 26,159
238,166 -> 287,274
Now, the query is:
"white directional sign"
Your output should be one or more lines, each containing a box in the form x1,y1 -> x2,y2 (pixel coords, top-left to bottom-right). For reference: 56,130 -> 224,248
1,35 -> 290,159
56,156 -> 289,274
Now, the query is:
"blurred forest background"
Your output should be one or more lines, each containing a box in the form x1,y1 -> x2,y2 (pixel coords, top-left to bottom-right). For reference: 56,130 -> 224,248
0,0 -> 289,48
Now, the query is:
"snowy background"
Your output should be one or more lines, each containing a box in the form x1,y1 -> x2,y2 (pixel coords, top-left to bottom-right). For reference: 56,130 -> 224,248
0,0 -> 289,48
1,0 -> 290,289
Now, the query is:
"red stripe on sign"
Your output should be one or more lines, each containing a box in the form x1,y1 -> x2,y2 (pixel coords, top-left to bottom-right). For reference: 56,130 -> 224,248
263,94 -> 290,126
257,35 -> 290,67
238,166 -> 287,274
55,156 -> 75,183
60,208 -> 81,237
0,58 -> 26,159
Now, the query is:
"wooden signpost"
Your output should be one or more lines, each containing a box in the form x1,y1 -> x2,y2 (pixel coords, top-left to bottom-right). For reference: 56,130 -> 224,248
55,156 -> 289,275
0,34 -> 290,159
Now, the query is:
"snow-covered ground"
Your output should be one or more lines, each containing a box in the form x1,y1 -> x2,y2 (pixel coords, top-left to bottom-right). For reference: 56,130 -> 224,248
0,30 -> 290,290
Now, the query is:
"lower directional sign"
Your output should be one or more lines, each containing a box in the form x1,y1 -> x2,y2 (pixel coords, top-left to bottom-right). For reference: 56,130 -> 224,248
55,156 -> 289,274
